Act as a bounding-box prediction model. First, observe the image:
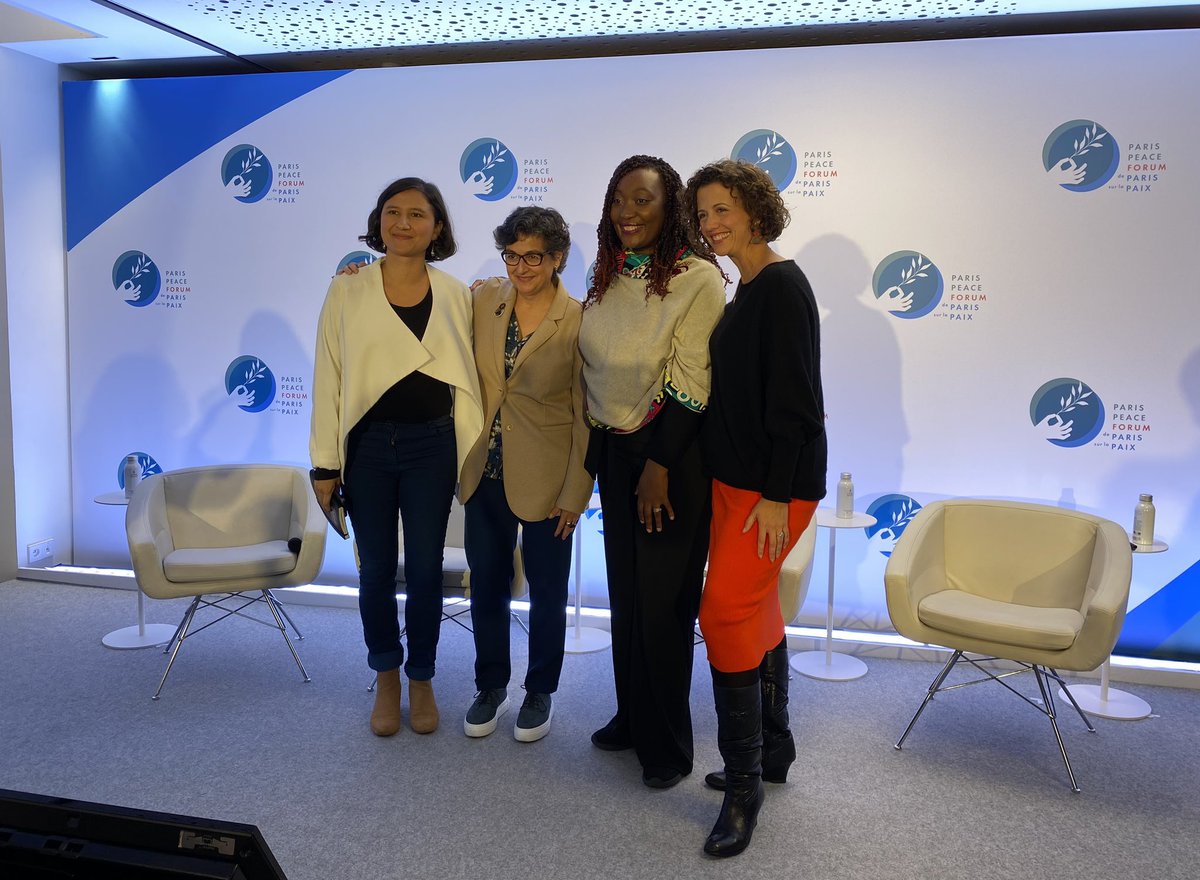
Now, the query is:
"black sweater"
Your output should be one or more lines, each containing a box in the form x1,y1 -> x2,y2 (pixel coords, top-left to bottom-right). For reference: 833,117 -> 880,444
701,260 -> 827,502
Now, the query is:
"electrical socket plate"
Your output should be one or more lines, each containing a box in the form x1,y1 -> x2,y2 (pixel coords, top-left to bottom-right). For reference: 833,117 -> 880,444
27,539 -> 55,566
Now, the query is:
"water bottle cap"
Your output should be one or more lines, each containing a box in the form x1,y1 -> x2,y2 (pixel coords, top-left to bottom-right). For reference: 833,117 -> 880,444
126,454 -> 138,461
840,472 -> 852,480
1139,493 -> 1153,503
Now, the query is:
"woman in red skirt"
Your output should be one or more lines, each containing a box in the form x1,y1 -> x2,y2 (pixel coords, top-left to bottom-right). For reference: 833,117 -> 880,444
685,160 -> 827,858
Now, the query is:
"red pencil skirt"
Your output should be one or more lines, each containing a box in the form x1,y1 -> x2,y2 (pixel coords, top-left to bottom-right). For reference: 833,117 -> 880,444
699,480 -> 818,673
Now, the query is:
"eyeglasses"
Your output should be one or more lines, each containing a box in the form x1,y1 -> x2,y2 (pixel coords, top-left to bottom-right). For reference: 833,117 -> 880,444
501,250 -> 550,267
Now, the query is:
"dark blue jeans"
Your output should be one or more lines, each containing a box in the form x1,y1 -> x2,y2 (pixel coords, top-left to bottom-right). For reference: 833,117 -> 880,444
464,476 -> 572,694
345,418 -> 456,679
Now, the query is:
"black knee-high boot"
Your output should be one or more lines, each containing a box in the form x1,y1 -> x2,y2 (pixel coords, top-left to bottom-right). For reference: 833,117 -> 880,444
706,642 -> 795,789
704,682 -> 764,858
759,640 -> 796,782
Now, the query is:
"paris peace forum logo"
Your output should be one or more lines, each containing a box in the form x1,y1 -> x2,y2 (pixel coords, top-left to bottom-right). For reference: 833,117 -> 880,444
116,452 -> 162,490
221,144 -> 274,203
1029,378 -> 1105,448
1042,120 -> 1120,192
871,251 -> 944,319
111,251 -> 161,307
460,138 -> 518,202
864,494 -> 923,558
225,355 -> 276,413
731,130 -> 797,191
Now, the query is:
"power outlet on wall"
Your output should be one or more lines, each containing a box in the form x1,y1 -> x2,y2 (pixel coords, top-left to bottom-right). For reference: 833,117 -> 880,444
26,539 -> 56,567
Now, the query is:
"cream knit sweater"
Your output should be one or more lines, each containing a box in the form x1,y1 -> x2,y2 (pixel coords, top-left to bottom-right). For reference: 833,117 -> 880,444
578,256 -> 726,432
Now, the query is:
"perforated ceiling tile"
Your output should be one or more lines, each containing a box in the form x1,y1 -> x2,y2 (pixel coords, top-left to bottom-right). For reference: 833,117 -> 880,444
179,0 -> 1027,53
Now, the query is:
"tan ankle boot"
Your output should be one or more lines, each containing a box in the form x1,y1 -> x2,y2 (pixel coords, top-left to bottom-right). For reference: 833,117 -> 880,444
370,669 -> 402,736
408,679 -> 439,734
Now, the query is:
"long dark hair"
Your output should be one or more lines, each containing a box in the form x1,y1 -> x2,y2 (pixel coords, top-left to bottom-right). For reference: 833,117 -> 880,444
585,155 -> 717,306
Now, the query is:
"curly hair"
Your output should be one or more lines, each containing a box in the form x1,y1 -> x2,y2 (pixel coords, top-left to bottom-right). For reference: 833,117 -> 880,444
493,206 -> 571,272
683,159 -> 790,244
359,177 -> 457,261
586,155 -> 718,306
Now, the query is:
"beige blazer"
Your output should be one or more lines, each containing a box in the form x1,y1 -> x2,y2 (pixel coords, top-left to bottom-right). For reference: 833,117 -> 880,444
459,277 -> 593,521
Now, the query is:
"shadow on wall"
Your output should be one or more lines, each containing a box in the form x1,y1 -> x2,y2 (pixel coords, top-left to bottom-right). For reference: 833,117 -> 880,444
186,309 -> 312,468
793,234 -> 908,626
72,354 -> 188,568
798,232 -> 908,497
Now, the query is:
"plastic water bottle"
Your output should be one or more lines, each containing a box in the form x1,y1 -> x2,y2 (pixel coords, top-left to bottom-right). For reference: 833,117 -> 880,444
836,472 -> 854,519
123,454 -> 141,500
1132,493 -> 1155,548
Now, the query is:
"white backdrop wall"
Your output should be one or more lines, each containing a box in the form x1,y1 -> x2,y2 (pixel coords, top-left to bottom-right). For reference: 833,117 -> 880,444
63,30 -> 1200,661
2,46 -> 73,575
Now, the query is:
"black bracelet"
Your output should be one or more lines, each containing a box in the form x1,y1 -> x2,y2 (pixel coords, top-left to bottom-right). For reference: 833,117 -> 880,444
310,467 -> 340,481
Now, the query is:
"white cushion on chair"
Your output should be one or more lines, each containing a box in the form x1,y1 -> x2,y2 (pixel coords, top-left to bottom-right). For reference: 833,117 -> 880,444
163,540 -> 297,583
918,589 -> 1083,651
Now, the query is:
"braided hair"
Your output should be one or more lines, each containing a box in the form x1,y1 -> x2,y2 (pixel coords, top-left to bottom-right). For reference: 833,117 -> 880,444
585,155 -> 718,307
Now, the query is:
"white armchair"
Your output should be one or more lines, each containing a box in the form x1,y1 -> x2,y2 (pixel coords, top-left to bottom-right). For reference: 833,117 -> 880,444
126,464 -> 327,699
884,499 -> 1132,791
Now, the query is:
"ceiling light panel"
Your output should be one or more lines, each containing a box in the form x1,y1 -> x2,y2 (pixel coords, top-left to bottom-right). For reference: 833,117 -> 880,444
115,0 -> 1197,55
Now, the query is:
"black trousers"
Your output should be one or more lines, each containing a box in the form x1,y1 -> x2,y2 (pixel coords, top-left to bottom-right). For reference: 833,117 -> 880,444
596,428 -> 712,776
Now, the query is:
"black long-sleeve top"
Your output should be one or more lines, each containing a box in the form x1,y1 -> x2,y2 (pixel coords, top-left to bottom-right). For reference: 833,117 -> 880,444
701,260 -> 827,503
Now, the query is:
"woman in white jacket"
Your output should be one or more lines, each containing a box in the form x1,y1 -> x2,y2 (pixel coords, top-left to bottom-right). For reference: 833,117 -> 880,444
310,178 -> 482,737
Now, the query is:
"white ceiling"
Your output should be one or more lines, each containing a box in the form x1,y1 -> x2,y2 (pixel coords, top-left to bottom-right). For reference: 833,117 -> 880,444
1,0 -> 1197,73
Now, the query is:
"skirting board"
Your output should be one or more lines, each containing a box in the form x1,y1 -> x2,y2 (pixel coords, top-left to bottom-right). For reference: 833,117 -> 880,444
17,564 -> 1200,692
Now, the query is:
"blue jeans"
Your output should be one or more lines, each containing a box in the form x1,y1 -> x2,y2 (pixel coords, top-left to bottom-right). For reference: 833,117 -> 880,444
344,418 -> 456,679
464,476 -> 572,694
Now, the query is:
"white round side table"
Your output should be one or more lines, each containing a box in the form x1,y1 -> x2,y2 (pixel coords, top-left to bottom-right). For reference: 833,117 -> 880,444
1057,539 -> 1166,720
96,490 -> 177,650
791,508 -> 877,681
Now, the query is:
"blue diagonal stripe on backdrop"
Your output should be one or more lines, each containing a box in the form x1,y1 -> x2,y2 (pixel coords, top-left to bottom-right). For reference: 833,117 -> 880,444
64,70 -> 350,250
1116,555 -> 1200,657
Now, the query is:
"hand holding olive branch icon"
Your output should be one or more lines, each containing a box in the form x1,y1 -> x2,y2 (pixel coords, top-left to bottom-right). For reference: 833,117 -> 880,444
466,170 -> 494,195
225,175 -> 253,198
1047,158 -> 1088,185
230,385 -> 256,408
1035,413 -> 1074,440
874,285 -> 914,312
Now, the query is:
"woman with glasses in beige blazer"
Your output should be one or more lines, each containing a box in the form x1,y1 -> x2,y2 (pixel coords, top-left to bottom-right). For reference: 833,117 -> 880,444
458,206 -> 593,743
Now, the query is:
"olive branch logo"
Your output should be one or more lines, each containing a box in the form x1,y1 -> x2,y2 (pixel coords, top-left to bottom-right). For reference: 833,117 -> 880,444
754,131 -> 787,167
895,254 -> 931,289
240,147 -> 264,176
242,359 -> 267,387
480,142 -> 508,173
1053,382 -> 1092,419
128,254 -> 152,281
1069,124 -> 1106,161
889,499 -> 918,532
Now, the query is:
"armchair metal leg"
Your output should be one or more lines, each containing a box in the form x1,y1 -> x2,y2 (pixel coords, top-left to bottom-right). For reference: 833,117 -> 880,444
265,589 -> 304,640
153,598 -> 201,700
1045,666 -> 1096,732
261,591 -> 311,683
1034,665 -> 1081,793
896,650 -> 962,750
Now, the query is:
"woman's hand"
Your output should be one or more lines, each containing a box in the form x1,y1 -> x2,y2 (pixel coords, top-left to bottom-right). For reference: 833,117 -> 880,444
550,507 -> 581,540
635,460 -> 673,533
338,262 -> 363,276
744,497 -> 790,562
313,478 -> 341,515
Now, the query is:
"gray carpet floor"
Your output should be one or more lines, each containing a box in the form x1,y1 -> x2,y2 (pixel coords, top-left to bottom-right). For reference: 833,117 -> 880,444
1,578 -> 1197,880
